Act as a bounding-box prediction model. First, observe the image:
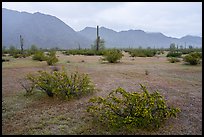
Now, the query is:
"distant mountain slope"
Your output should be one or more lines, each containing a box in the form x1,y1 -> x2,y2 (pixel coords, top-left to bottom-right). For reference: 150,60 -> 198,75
2,8 -> 202,49
2,8 -> 92,49
79,27 -> 202,48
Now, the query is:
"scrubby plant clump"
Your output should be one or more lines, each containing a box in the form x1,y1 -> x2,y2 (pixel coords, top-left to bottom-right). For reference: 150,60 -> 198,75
168,57 -> 181,63
32,51 -> 47,61
166,52 -> 182,58
46,51 -> 59,65
183,52 -> 202,65
102,49 -> 123,63
63,49 -> 105,56
26,70 -> 94,99
87,84 -> 180,130
129,49 -> 156,57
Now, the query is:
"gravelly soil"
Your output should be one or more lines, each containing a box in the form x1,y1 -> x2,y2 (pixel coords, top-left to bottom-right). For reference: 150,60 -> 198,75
2,52 -> 202,135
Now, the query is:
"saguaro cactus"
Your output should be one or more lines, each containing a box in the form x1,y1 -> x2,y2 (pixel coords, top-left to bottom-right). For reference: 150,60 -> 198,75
20,35 -> 24,53
96,25 -> 100,51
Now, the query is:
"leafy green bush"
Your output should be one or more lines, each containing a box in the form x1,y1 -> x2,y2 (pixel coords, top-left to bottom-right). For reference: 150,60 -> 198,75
87,84 -> 180,130
127,49 -> 156,57
46,51 -> 59,65
32,51 -> 47,61
166,52 -> 182,58
183,52 -> 202,65
63,49 -> 106,56
26,70 -> 94,99
167,57 -> 181,63
102,49 -> 123,63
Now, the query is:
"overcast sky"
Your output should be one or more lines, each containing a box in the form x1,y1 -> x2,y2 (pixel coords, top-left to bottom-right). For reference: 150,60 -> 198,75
2,2 -> 202,38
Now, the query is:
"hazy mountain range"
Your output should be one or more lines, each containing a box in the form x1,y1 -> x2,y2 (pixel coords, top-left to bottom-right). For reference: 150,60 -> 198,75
2,8 -> 91,49
80,27 -> 202,48
2,8 -> 202,49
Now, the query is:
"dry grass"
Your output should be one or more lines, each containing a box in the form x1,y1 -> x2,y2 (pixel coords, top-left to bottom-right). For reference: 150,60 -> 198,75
2,51 -> 202,135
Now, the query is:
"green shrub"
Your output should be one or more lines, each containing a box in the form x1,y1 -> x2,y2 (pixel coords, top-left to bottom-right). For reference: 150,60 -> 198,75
183,52 -> 202,65
87,84 -> 180,130
102,49 -> 123,63
127,49 -> 156,57
46,51 -> 59,65
26,70 -> 94,99
32,51 -> 47,61
13,53 -> 22,58
166,52 -> 182,58
167,57 -> 181,63
13,53 -> 31,58
63,49 -> 106,56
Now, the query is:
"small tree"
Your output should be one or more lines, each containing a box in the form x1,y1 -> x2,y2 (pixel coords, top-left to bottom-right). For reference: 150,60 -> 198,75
91,39 -> 105,51
169,43 -> 176,52
30,45 -> 38,54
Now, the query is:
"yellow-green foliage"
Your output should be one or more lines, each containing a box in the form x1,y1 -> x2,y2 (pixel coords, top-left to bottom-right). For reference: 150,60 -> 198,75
63,49 -> 105,56
102,49 -> 123,63
32,51 -> 47,61
87,84 -> 180,130
26,70 -> 94,99
183,52 -> 202,65
126,49 -> 156,57
46,51 -> 59,65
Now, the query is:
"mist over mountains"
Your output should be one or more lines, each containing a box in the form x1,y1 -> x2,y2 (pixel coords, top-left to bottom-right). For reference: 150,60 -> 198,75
2,8 -> 202,49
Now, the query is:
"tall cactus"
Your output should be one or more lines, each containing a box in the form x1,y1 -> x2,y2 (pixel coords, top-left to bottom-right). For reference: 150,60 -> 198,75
20,35 -> 24,53
96,25 -> 100,51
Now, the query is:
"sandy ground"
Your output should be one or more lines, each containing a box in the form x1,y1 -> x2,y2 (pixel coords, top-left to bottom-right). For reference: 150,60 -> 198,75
2,51 -> 202,135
